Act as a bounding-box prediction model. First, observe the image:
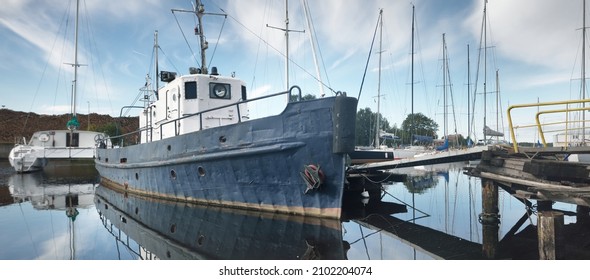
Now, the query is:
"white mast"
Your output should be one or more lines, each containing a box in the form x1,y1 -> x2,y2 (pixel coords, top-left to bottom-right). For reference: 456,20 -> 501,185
267,0 -> 304,100
72,0 -> 79,118
467,44 -> 471,145
66,0 -> 86,131
301,0 -> 325,97
443,33 -> 448,139
483,0 -> 488,141
410,5 -> 415,142
582,0 -> 587,144
375,9 -> 383,148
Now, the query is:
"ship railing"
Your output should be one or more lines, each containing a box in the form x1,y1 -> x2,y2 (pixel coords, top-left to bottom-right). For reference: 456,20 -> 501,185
104,86 -> 302,146
507,98 -> 590,153
97,209 -> 157,260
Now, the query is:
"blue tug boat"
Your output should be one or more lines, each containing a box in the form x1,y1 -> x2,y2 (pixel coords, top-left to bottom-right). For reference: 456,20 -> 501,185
94,1 -> 357,219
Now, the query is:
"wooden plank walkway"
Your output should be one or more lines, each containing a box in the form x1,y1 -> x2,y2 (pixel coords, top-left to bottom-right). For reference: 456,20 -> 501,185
465,146 -> 590,208
349,146 -> 489,173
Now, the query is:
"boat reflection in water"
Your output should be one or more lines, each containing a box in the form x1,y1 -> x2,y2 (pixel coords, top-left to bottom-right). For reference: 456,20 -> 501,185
94,185 -> 350,260
6,169 -> 98,260
9,172 -> 96,212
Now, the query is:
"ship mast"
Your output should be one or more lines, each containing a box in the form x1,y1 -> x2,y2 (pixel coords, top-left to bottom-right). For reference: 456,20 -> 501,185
267,0 -> 304,93
172,0 -> 227,75
66,0 -> 85,131
72,0 -> 80,117
583,0 -> 587,144
195,0 -> 208,74
483,0 -> 488,141
375,9 -> 383,148
410,5 -> 415,143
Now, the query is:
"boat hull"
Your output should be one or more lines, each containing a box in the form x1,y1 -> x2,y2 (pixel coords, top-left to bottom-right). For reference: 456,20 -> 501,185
349,149 -> 394,164
95,96 -> 357,219
94,185 -> 347,260
8,145 -> 48,173
8,130 -> 107,173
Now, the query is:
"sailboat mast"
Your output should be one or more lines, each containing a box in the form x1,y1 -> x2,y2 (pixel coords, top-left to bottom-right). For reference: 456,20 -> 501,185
443,33 -> 448,138
467,44 -> 471,144
583,0 -> 587,143
266,0 -> 303,95
411,5 -> 415,141
285,0 -> 290,89
72,0 -> 80,117
302,0 -> 325,97
375,9 -> 383,148
483,0 -> 488,141
496,69 -> 500,142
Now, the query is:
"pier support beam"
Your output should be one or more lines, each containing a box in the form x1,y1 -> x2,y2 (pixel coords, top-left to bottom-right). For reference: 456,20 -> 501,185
481,179 -> 500,259
577,205 -> 590,226
537,211 -> 564,260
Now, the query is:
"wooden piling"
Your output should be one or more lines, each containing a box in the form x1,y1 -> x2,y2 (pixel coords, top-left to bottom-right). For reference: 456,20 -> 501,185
538,211 -> 564,260
577,205 -> 590,226
481,179 -> 499,259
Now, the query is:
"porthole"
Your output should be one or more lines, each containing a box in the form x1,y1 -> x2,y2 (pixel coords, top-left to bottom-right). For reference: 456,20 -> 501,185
170,169 -> 177,180
197,235 -> 205,246
135,173 -> 139,180
170,224 -> 176,233
198,166 -> 205,176
167,145 -> 171,151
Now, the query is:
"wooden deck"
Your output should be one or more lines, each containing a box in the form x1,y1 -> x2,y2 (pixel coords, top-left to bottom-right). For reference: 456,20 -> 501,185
464,145 -> 590,208
348,145 -> 489,174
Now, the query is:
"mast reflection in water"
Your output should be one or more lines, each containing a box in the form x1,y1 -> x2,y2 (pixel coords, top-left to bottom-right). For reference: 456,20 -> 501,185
2,161 -> 590,260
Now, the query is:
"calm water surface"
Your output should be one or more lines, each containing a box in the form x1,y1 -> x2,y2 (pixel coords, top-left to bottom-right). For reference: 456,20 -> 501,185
0,160 -> 587,260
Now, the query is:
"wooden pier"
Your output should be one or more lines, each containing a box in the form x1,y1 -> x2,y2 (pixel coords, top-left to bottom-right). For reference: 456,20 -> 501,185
463,145 -> 590,259
344,142 -> 590,259
348,145 -> 488,174
464,145 -> 590,207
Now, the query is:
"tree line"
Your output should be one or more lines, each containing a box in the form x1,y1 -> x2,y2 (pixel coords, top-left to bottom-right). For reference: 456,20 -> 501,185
356,107 -> 448,147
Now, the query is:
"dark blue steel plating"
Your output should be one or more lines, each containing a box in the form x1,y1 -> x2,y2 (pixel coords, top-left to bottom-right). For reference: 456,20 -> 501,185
94,185 -> 347,260
95,93 -> 358,219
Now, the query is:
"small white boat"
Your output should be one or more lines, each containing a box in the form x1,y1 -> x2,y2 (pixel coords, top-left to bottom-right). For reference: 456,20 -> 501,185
8,0 -> 109,173
9,130 -> 107,173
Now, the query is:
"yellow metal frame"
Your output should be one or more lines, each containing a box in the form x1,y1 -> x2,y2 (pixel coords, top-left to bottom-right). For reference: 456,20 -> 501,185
507,99 -> 590,153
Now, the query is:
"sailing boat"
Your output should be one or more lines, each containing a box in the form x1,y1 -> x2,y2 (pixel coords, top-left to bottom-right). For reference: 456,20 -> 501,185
393,5 -> 434,159
564,0 -> 590,162
8,171 -> 97,259
472,0 -> 505,147
436,33 -> 452,152
8,0 -> 108,173
94,0 -> 358,219
349,9 -> 396,164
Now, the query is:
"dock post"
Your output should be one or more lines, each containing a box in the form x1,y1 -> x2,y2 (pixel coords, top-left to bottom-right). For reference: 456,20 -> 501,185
576,205 -> 590,226
480,179 -> 500,259
537,200 -> 553,211
537,211 -> 564,260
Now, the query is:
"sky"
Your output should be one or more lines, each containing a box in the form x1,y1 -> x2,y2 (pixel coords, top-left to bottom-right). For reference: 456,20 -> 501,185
1,0 -> 589,144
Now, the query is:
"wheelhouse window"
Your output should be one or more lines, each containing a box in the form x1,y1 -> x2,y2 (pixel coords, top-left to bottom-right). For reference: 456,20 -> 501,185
185,81 -> 197,99
241,85 -> 247,101
209,83 -> 231,99
66,133 -> 79,147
